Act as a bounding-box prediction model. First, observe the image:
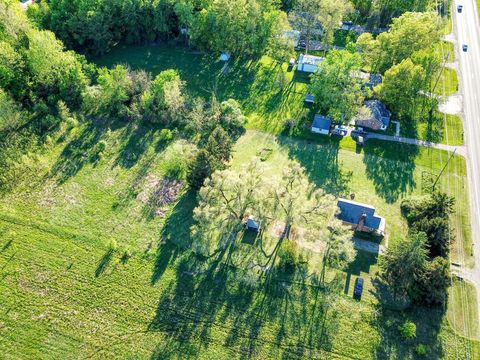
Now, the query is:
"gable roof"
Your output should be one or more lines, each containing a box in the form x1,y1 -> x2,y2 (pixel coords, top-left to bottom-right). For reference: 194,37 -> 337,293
312,115 -> 332,130
337,198 -> 384,230
355,100 -> 391,130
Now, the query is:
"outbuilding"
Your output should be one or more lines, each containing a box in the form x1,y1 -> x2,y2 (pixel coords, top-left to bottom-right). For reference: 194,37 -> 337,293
311,115 -> 332,135
245,215 -> 261,232
297,54 -> 325,73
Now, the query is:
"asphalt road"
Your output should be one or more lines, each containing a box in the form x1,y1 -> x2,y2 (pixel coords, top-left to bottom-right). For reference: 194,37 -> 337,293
453,0 -> 480,321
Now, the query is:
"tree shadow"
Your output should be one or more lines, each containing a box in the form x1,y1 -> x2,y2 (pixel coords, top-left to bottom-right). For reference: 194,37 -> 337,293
150,190 -> 197,284
277,135 -> 353,197
95,247 -> 114,277
50,123 -> 106,184
113,122 -> 157,169
363,139 -> 418,203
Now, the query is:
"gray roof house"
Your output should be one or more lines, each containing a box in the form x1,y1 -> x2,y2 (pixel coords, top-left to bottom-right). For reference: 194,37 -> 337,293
311,115 -> 332,135
355,100 -> 391,131
337,198 -> 386,236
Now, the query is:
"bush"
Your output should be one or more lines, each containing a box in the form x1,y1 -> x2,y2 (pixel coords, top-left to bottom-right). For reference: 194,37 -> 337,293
398,321 -> 416,340
278,240 -> 299,272
415,344 -> 427,356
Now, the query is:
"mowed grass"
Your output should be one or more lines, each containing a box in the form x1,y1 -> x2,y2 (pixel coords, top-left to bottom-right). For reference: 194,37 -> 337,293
448,279 -> 480,341
415,112 -> 464,146
2,217 -> 478,359
0,121 -> 477,358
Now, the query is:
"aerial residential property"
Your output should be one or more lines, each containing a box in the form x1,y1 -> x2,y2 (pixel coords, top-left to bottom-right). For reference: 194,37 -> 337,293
1,0 -> 478,359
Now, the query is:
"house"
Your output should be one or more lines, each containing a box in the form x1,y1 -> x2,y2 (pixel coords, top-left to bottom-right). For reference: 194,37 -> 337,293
354,100 -> 391,131
352,71 -> 383,90
245,215 -> 261,232
219,52 -> 231,62
297,54 -> 325,73
337,198 -> 386,236
311,115 -> 332,135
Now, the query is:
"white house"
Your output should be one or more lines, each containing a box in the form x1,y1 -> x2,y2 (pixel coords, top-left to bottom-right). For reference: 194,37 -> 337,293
297,54 -> 325,73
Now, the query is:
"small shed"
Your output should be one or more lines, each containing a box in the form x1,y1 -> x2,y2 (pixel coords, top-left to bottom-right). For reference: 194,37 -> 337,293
220,52 -> 231,62
246,215 -> 260,232
311,115 -> 332,135
305,94 -> 315,104
297,54 -> 325,73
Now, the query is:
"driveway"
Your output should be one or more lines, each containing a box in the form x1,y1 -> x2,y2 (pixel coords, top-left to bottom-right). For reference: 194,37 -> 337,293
365,132 -> 466,157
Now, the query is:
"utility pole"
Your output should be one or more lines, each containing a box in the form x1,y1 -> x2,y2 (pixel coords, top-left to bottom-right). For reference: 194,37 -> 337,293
432,148 -> 457,192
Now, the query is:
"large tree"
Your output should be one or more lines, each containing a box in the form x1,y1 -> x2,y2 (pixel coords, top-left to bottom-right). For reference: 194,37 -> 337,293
380,232 -> 429,300
310,49 -> 367,123
375,58 -> 425,119
289,0 -> 352,53
357,12 -> 443,73
191,160 -> 265,258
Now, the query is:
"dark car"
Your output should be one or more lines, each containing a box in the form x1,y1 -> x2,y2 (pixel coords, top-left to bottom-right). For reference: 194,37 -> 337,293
463,44 -> 468,52
458,5 -> 463,12
353,277 -> 364,300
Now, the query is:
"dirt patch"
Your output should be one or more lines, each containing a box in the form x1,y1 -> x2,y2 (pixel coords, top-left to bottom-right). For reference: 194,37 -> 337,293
137,176 -> 184,218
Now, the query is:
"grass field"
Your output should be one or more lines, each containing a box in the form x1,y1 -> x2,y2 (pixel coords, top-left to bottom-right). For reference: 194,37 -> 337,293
0,119 -> 478,358
448,279 -> 480,341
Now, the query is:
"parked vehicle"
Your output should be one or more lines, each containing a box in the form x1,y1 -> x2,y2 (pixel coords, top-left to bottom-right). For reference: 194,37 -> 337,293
353,277 -> 364,299
332,125 -> 348,137
463,44 -> 468,52
458,4 -> 463,12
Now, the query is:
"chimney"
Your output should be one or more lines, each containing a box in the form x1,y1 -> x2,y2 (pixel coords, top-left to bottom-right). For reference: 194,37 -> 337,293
357,213 -> 367,232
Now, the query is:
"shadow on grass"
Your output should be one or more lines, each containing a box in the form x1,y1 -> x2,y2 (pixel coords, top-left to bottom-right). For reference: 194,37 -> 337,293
1,239 -> 12,252
151,189 -> 198,284
50,122 -> 106,184
277,135 -> 352,196
344,250 -> 378,295
148,246 -> 342,358
363,139 -> 418,203
95,247 -> 114,277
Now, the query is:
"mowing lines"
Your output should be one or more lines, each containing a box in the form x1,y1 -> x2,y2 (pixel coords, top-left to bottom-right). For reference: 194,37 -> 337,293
438,22 -> 476,357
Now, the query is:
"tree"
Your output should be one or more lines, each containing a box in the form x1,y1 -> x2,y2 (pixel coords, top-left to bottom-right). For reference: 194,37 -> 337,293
88,65 -> 132,119
0,89 -> 25,132
266,11 -> 295,65
191,160 -> 265,258
320,219 -> 356,283
205,127 -> 233,164
375,58 -> 425,119
142,69 -> 185,125
380,232 -> 429,300
414,256 -> 451,306
400,192 -> 455,258
219,99 -> 246,139
310,49 -> 367,123
290,0 -> 352,52
270,163 -> 335,243
186,149 -> 215,190
358,12 -> 443,72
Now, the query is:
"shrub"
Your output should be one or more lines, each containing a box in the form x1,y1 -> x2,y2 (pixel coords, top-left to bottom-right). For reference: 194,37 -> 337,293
398,321 -> 416,340
108,239 -> 118,252
159,128 -> 173,142
415,344 -> 427,356
278,240 -> 299,272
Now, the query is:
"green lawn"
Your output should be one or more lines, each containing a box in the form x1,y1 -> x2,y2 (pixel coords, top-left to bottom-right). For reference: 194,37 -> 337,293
433,67 -> 459,96
448,280 -> 480,341
0,123 -> 478,358
415,112 -> 464,146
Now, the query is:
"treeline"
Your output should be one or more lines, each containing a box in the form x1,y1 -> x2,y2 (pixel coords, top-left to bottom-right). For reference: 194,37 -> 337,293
380,192 -> 455,307
26,0 -> 449,58
28,0 -> 290,57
